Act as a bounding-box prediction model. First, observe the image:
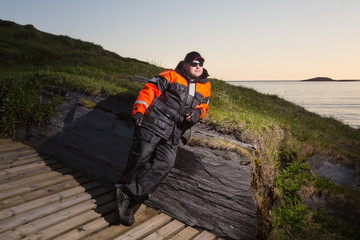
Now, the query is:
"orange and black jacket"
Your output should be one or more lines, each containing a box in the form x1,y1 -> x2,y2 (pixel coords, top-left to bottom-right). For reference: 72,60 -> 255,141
132,61 -> 211,141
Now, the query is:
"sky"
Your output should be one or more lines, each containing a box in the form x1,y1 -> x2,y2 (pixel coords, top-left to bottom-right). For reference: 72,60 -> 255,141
1,0 -> 359,81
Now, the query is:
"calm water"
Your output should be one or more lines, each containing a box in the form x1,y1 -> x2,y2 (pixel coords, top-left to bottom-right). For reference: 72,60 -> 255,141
228,81 -> 360,129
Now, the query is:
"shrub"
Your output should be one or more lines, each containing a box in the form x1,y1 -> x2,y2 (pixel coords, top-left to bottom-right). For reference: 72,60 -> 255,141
273,161 -> 312,233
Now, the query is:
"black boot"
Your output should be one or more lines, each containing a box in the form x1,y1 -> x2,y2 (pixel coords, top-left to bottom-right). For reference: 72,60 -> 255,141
114,185 -> 131,226
124,202 -> 141,226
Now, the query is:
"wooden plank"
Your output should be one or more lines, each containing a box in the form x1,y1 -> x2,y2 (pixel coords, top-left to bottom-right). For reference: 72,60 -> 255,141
86,205 -> 158,240
22,209 -> 103,240
0,166 -> 74,191
0,139 -> 25,145
0,175 -> 89,209
143,219 -> 186,240
0,152 -> 47,165
0,200 -> 114,240
0,145 -> 35,153
114,213 -> 172,240
169,226 -> 200,240
0,186 -> 110,233
0,140 -> 27,147
0,188 -> 113,235
0,142 -> 30,152
0,170 -> 81,201
0,138 -> 13,144
0,154 -> 50,170
193,231 -> 217,240
0,148 -> 37,160
0,192 -> 94,233
0,162 -> 65,183
20,200 -> 115,240
0,180 -> 103,221
0,144 -> 35,153
0,139 -> 23,145
0,158 -> 58,177
52,211 -> 119,240
88,190 -> 115,206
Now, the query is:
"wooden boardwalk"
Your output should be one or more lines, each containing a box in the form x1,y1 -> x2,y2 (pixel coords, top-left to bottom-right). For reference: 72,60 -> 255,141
0,138 -> 220,240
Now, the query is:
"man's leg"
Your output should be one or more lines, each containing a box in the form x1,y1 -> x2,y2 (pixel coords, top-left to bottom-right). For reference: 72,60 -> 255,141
115,129 -> 178,225
119,127 -> 160,186
125,137 -> 178,203
116,127 -> 162,225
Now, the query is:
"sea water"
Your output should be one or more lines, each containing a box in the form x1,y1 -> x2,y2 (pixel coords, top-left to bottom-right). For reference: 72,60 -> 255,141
227,81 -> 360,129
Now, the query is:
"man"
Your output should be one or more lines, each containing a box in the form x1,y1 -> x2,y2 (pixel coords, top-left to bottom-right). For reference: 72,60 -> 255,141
115,51 -> 211,226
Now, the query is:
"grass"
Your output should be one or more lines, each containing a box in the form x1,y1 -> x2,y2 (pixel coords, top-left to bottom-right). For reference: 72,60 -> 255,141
1,19 -> 360,239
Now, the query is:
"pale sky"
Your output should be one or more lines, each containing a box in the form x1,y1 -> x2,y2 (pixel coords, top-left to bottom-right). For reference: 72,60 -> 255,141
1,0 -> 359,80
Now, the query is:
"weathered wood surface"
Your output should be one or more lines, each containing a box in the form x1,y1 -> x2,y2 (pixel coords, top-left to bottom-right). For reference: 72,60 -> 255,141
0,138 -> 220,240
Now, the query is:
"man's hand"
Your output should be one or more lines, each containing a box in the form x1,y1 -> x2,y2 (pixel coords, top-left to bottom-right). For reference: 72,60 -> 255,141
131,112 -> 143,126
185,109 -> 201,124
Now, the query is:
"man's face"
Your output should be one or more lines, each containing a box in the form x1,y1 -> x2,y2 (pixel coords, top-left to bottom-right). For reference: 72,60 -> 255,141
184,60 -> 204,79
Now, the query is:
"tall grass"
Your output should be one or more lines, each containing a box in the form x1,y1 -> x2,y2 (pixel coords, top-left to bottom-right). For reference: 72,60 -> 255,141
0,73 -> 63,136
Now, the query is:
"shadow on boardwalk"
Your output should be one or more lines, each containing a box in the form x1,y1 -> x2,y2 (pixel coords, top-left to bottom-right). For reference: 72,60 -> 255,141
0,139 -> 219,239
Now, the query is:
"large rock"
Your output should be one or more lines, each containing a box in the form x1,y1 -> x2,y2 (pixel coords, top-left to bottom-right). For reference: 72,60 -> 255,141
308,154 -> 360,191
20,91 -> 134,184
16,90 -> 260,239
302,192 -> 360,226
305,154 -> 360,225
147,143 -> 258,239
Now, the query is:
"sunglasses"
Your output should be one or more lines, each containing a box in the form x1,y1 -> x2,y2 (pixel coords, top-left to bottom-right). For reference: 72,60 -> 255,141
189,61 -> 204,67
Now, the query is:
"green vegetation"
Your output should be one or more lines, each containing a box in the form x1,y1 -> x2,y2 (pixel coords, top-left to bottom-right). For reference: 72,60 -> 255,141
0,20 -> 163,136
1,20 -> 359,239
0,73 -> 64,137
270,160 -> 360,239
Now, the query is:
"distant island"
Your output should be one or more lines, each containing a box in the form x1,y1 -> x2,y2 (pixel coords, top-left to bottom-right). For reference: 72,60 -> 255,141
303,77 -> 334,81
302,77 -> 360,82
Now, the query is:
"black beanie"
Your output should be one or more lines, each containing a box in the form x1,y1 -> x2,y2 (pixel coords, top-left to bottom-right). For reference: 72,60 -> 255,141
184,51 -> 205,63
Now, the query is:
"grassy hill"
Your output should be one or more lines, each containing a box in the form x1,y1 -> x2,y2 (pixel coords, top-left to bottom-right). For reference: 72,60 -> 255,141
1,20 -> 359,239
